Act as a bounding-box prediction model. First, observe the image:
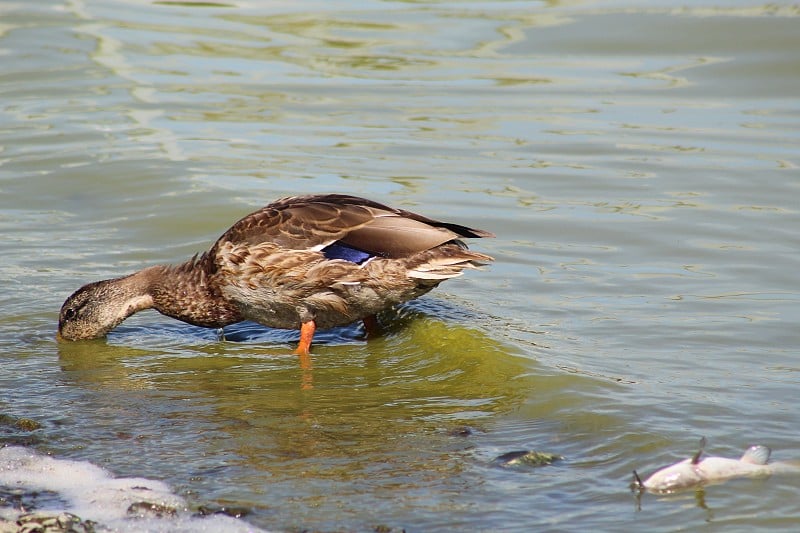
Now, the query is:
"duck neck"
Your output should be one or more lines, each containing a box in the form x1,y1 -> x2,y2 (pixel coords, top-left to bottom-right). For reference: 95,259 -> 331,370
144,256 -> 242,329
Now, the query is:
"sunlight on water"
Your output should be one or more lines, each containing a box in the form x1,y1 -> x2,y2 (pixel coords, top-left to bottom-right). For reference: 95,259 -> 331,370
2,0 -> 800,531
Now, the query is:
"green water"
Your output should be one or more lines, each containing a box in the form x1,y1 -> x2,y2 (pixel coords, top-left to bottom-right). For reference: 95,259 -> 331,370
2,0 -> 800,531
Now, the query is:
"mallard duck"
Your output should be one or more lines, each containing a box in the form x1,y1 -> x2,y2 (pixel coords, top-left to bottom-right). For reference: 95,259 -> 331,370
58,193 -> 494,354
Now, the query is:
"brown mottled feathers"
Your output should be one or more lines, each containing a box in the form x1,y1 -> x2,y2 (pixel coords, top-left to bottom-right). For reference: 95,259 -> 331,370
211,194 -> 494,259
57,193 -> 494,343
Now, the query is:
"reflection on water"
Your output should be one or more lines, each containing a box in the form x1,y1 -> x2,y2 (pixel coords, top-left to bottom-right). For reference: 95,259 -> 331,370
3,0 -> 800,531
54,304 -> 547,529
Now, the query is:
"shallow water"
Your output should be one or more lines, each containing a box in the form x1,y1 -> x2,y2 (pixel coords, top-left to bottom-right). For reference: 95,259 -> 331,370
2,0 -> 800,531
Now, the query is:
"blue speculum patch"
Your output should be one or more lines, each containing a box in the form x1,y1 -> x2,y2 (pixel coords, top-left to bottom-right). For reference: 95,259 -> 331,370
322,242 -> 374,264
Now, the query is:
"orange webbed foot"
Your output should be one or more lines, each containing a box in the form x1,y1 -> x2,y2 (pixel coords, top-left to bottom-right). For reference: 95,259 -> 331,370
295,320 -> 316,357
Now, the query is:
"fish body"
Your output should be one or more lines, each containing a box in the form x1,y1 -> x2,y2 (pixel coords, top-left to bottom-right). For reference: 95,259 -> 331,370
633,438 -> 799,494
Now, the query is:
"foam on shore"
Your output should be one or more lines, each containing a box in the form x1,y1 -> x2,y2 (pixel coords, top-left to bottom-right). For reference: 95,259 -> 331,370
0,446 -> 265,532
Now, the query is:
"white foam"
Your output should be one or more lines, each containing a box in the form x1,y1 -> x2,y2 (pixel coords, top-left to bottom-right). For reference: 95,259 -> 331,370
0,446 -> 266,532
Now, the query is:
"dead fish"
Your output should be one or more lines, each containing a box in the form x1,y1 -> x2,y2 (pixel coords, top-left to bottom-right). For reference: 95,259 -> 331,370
632,437 -> 799,494
493,450 -> 563,468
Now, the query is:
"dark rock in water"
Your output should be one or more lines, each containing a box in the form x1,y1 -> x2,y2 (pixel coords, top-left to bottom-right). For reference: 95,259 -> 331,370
0,414 -> 42,432
126,501 -> 178,519
13,511 -> 96,533
195,504 -> 250,519
448,425 -> 475,437
492,450 -> 563,468
0,487 -> 68,514
0,435 -> 44,447
15,419 -> 42,432
0,414 -> 45,447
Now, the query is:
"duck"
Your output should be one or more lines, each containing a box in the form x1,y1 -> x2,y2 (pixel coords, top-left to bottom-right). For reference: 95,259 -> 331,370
58,193 -> 494,354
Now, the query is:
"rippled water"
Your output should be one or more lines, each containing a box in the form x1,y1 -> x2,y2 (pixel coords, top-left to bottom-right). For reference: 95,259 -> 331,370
2,0 -> 800,531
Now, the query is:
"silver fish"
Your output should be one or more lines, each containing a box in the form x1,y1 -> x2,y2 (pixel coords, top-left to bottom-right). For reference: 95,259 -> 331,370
632,437 -> 798,494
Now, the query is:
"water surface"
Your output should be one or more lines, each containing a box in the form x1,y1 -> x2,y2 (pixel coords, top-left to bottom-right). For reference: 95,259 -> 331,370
2,0 -> 799,531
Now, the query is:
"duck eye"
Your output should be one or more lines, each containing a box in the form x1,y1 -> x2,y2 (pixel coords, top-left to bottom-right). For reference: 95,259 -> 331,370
64,308 -> 77,320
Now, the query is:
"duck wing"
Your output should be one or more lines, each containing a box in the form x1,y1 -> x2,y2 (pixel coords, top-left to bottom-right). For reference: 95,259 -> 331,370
213,194 -> 493,258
